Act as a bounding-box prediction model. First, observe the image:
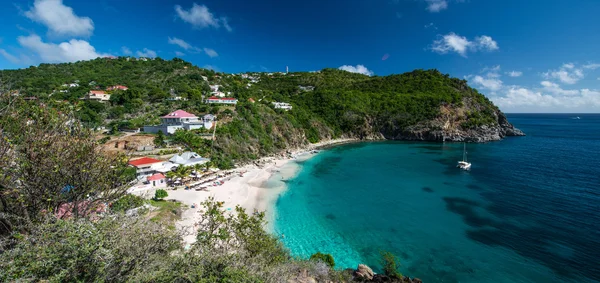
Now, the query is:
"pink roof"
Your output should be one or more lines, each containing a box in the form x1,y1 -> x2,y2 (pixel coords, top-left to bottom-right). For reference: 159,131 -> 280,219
148,173 -> 166,181
161,110 -> 198,119
90,90 -> 107,95
128,157 -> 163,167
207,96 -> 237,100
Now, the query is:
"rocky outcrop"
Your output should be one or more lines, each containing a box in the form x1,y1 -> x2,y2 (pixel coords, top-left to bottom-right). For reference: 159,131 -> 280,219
351,264 -> 423,283
354,264 -> 375,280
374,106 -> 524,143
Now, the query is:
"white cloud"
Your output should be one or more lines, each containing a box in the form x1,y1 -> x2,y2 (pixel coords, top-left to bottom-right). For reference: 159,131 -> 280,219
492,85 -> 600,112
583,63 -> 600,70
338,65 -> 374,76
175,51 -> 185,57
24,0 -> 94,37
167,37 -> 218,57
175,3 -> 231,32
17,34 -> 108,63
203,48 -> 218,58
221,17 -> 232,32
0,49 -> 21,64
539,81 -> 579,96
425,0 -> 448,12
472,75 -> 503,91
203,65 -> 219,71
424,22 -> 437,29
136,48 -> 157,58
121,46 -> 131,55
543,63 -> 584,84
475,36 -> 499,51
168,37 -> 192,50
431,33 -> 471,56
430,33 -> 499,57
506,71 -> 522,77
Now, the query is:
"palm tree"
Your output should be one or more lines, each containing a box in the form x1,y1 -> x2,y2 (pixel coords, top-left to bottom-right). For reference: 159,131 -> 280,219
173,165 -> 192,180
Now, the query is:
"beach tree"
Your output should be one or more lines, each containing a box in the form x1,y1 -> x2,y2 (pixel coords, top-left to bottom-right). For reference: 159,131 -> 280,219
154,130 -> 165,147
0,94 -> 131,236
154,189 -> 168,200
380,251 -> 402,279
310,252 -> 335,268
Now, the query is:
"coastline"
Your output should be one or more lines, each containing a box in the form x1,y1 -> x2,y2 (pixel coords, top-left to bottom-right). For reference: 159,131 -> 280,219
171,138 -> 358,245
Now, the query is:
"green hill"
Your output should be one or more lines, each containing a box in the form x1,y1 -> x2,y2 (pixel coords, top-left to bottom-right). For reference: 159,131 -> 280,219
0,57 -> 523,168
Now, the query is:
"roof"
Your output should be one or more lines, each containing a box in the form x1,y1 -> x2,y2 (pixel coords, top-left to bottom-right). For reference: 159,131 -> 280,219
128,157 -> 163,167
147,173 -> 166,181
248,98 -> 255,102
207,96 -> 237,100
90,90 -> 107,95
169,152 -> 210,166
161,110 -> 198,119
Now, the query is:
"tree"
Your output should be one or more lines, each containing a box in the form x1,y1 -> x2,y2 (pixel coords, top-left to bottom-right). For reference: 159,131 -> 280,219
380,251 -> 402,279
154,130 -> 165,147
0,95 -> 131,235
310,252 -> 335,268
154,189 -> 168,200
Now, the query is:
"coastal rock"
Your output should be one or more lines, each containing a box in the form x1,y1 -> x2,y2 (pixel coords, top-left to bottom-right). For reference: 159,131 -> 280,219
354,264 -> 375,280
287,269 -> 317,283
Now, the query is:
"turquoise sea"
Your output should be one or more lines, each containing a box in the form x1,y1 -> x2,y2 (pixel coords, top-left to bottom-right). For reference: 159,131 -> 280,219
272,114 -> 600,283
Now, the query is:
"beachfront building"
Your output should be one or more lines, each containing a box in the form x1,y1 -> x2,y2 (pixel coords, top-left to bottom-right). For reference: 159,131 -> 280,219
169,151 -> 210,167
147,173 -> 167,188
82,90 -> 110,102
143,110 -> 213,135
272,102 -> 292,111
205,96 -> 238,105
128,157 -> 168,178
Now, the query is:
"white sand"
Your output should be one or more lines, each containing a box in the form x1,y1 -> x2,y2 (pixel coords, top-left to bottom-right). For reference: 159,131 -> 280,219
168,138 -> 358,245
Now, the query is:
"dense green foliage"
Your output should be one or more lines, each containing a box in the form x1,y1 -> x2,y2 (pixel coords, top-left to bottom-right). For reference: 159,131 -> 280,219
1,58 -> 505,167
381,251 -> 403,279
111,194 -> 146,212
154,189 -> 168,200
310,252 -> 336,268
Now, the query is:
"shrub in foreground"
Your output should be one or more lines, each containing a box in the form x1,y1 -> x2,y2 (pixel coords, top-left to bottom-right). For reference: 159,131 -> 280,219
310,252 -> 335,268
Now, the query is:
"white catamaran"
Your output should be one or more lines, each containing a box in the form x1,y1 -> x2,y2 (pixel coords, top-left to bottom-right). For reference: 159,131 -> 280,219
457,142 -> 471,170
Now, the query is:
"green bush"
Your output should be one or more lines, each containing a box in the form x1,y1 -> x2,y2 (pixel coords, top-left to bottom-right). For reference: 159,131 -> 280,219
154,189 -> 168,200
310,252 -> 335,268
111,194 -> 145,212
380,251 -> 402,279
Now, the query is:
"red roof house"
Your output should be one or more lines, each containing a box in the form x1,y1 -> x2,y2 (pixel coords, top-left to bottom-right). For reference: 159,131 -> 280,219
107,85 -> 129,91
128,157 -> 163,167
147,173 -> 166,181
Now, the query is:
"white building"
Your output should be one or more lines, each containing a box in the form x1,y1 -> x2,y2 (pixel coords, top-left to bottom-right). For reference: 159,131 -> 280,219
82,90 -> 110,102
143,110 -> 213,135
272,102 -> 292,111
205,97 -> 238,105
128,157 -> 172,178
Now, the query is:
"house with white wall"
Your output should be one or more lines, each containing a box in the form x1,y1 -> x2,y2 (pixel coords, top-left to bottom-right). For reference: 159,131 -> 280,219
205,96 -> 238,105
143,110 -> 213,134
82,90 -> 110,102
273,102 -> 292,111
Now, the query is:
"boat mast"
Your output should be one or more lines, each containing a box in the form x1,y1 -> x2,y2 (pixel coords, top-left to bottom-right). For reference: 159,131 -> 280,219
463,142 -> 467,162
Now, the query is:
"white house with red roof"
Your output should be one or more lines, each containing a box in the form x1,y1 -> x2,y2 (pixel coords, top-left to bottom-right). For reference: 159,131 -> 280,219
107,85 -> 129,91
205,96 -> 238,105
147,173 -> 167,188
143,110 -> 213,134
82,90 -> 110,102
128,157 -> 167,177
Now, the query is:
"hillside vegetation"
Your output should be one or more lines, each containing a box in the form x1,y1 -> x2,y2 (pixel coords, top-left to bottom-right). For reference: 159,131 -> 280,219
0,57 -> 523,168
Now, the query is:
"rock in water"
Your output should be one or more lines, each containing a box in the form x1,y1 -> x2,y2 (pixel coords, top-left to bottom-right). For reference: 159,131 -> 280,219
354,264 -> 375,280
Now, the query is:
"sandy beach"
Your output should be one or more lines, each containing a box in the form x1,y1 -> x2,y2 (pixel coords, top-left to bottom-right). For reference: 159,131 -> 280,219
165,138 -> 358,245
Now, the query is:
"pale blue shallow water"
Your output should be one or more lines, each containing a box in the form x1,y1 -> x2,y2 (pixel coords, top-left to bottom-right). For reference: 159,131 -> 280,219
273,114 -> 600,283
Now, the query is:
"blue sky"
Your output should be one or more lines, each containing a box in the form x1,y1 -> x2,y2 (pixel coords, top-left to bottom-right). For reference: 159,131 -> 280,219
1,0 -> 599,112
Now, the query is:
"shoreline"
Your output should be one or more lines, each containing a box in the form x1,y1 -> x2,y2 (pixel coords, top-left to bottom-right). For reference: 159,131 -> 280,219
170,138 -> 359,245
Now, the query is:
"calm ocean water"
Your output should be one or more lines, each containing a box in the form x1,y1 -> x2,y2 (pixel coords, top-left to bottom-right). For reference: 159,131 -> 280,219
272,114 -> 600,283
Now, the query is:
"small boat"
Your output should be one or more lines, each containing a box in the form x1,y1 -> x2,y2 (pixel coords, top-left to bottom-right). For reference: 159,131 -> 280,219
457,142 -> 471,170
